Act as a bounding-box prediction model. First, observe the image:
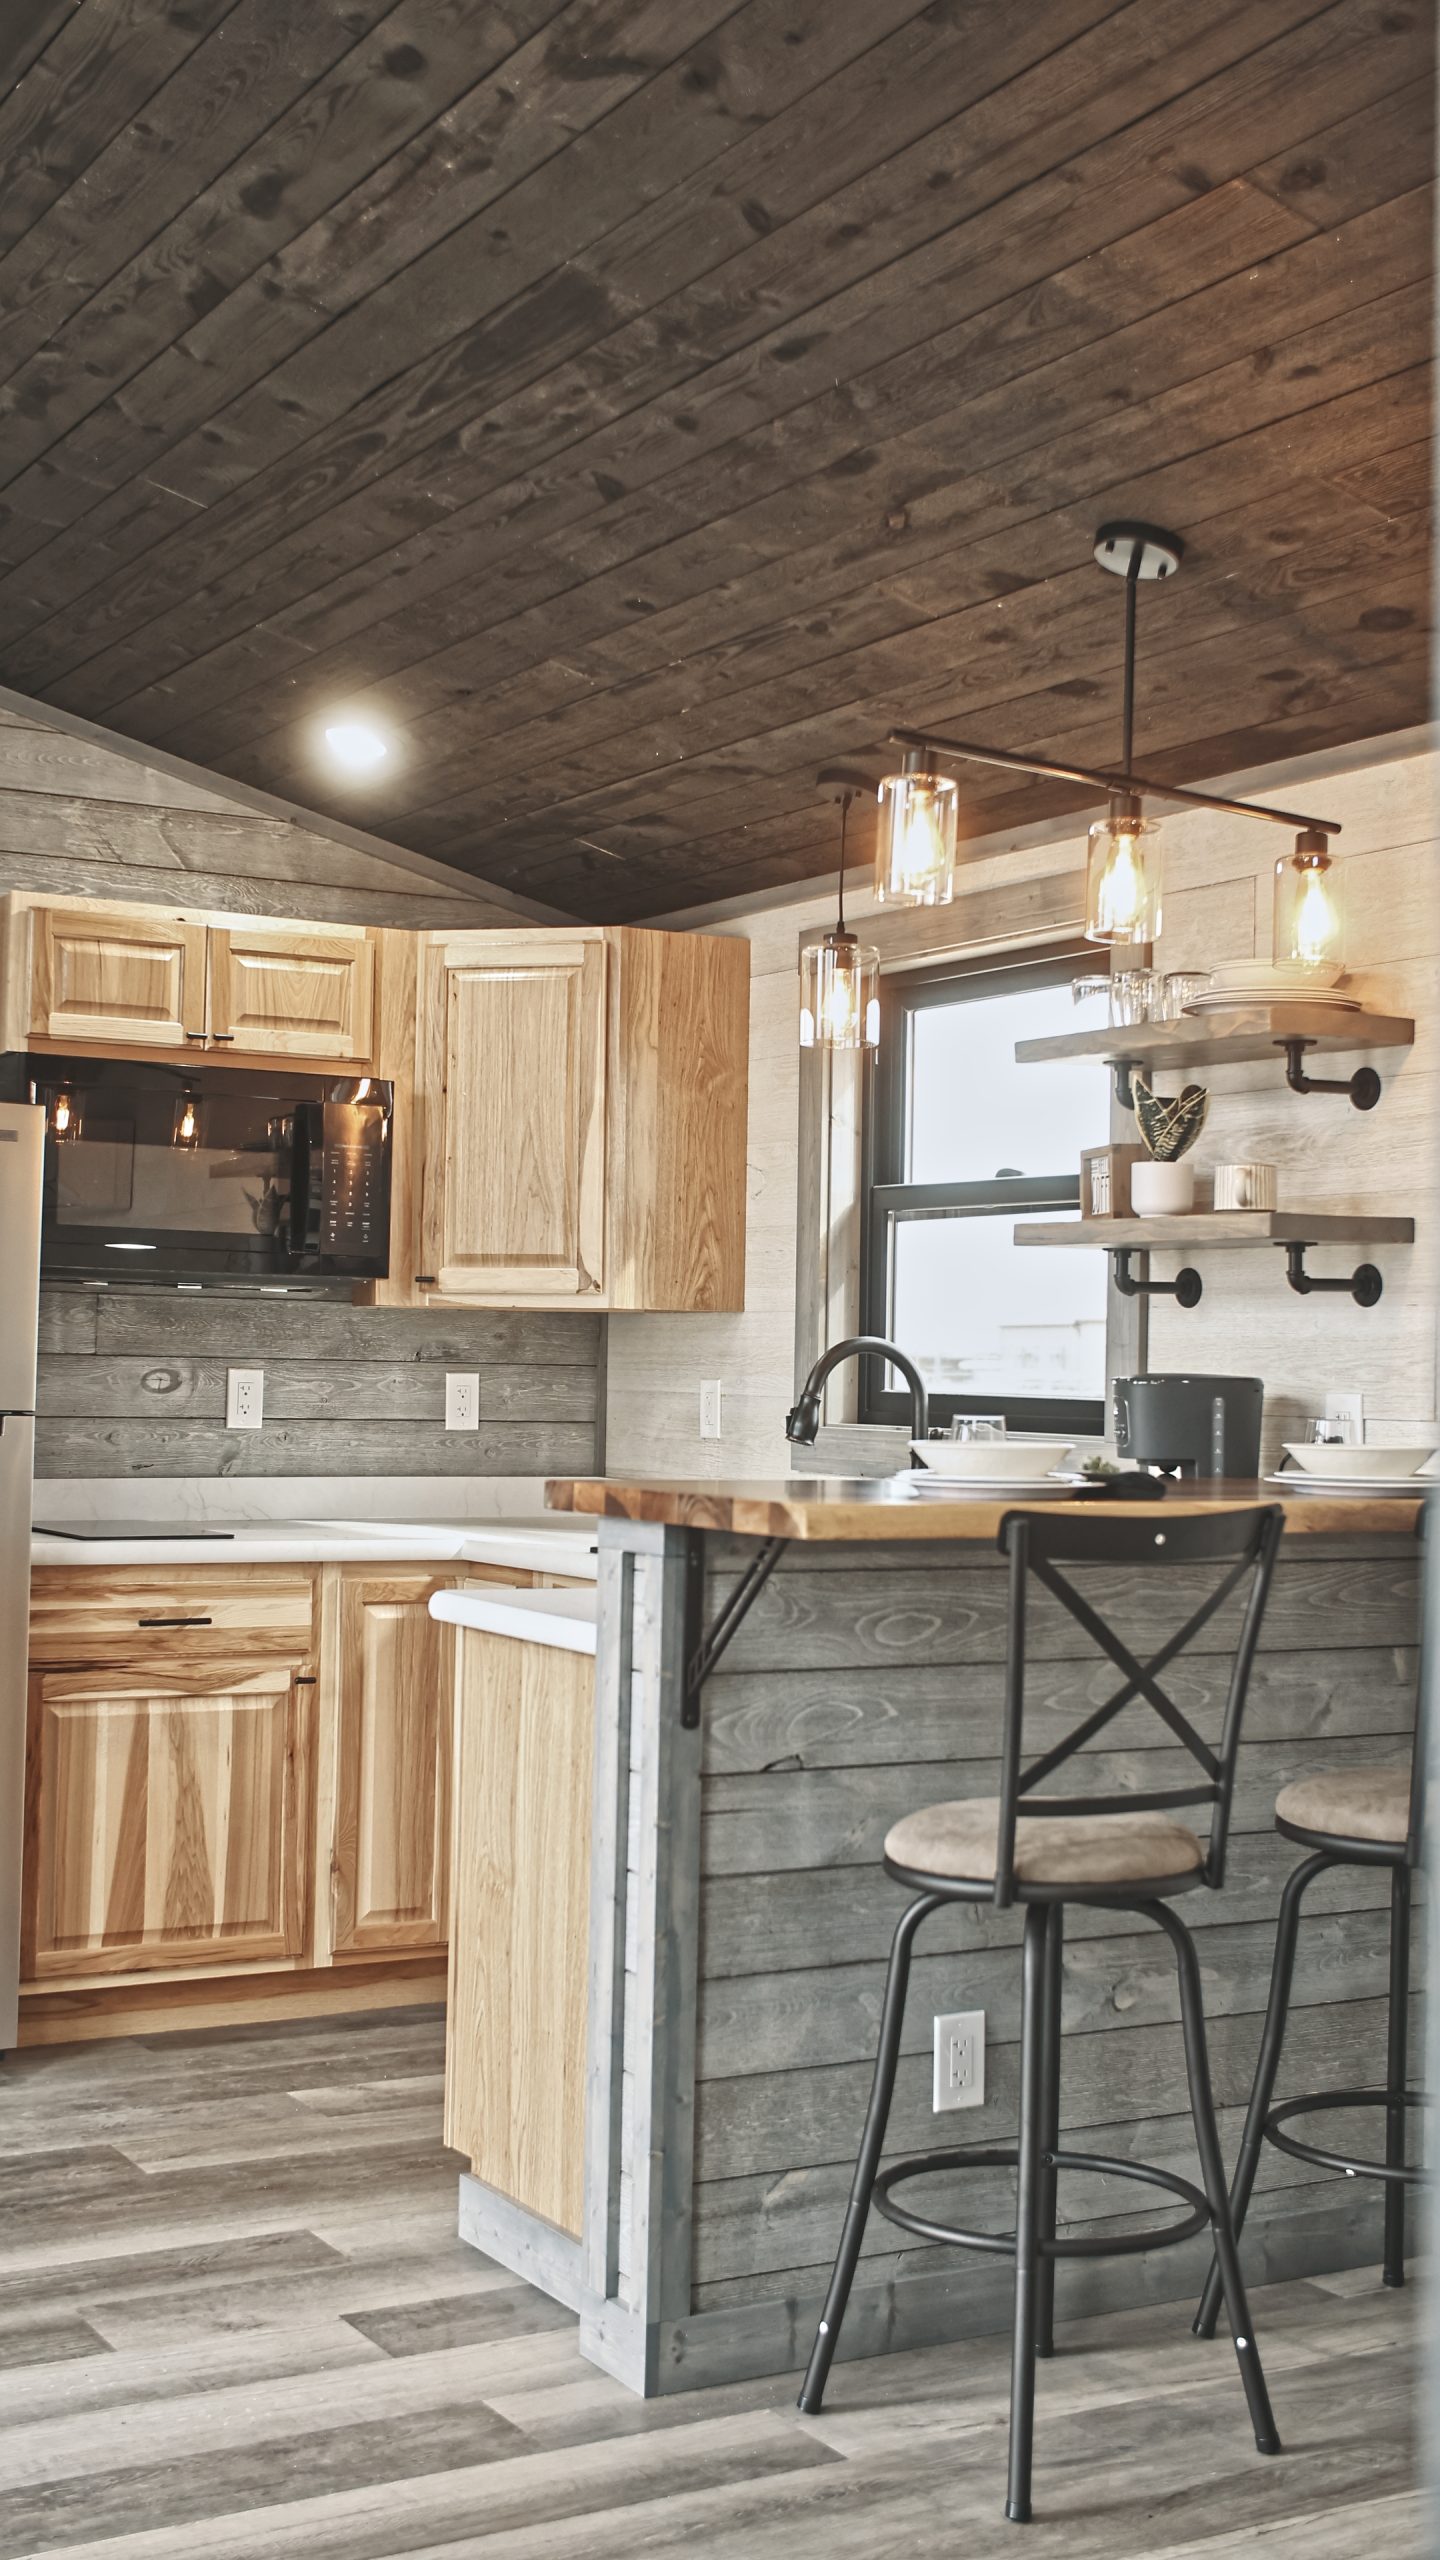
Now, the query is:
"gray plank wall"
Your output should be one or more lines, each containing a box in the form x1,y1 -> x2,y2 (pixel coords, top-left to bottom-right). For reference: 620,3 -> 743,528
35,1294 -> 601,1480
690,1533 -> 1421,2328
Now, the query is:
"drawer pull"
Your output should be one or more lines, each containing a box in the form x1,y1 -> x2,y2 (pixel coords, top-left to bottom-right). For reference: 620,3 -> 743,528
137,1614 -> 213,1628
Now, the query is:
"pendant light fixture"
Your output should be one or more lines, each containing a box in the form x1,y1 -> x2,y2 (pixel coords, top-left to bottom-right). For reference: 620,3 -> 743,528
800,791 -> 880,1050
874,745 -> 957,907
829,521 -> 1343,946
47,1087 -> 80,1143
1273,827 -> 1344,971
172,1090 -> 201,1150
1078,524 -> 1181,945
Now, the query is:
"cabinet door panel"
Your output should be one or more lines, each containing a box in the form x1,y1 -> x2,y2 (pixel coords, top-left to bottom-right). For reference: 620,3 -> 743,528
23,1665 -> 309,1980
208,928 -> 374,1061
32,909 -> 207,1048
331,1574 -> 451,1955
419,935 -> 605,1298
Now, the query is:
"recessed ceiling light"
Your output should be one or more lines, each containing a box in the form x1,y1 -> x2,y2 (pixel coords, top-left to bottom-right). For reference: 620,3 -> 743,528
322,717 -> 391,774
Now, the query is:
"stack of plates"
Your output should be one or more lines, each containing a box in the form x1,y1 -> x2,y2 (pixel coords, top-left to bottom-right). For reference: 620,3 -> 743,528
1183,960 -> 1357,1015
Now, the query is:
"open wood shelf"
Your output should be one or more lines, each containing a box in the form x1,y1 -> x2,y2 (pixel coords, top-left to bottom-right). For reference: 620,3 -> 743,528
1015,1211 -> 1416,1250
1014,1003 -> 1414,1072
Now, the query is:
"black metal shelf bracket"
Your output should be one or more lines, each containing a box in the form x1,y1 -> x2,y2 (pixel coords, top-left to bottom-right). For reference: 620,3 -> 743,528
1279,1037 -> 1381,1112
682,1533 -> 789,1726
1111,1248 -> 1202,1308
1282,1243 -> 1383,1308
1112,1058 -> 1139,1111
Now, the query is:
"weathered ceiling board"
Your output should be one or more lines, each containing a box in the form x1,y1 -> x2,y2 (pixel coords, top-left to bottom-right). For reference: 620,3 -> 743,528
0,0 -> 1428,921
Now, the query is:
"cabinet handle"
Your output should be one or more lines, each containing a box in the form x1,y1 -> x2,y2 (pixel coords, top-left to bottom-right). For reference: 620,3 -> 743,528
137,1614 -> 213,1627
210,1032 -> 235,1042
414,1275 -> 437,1287
184,1032 -> 206,1044
294,1675 -> 317,1686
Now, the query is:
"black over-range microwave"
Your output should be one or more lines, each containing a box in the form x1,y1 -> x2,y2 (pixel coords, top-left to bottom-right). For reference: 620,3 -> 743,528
6,1055 -> 393,1289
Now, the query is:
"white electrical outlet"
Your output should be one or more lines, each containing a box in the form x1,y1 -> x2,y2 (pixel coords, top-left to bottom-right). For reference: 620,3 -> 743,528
445,1373 -> 480,1431
1324,1391 -> 1366,1446
699,1379 -> 723,1440
933,2010 -> 985,2112
226,1368 -> 264,1430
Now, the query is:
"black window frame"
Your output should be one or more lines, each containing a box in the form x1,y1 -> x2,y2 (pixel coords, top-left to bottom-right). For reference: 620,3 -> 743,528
859,941 -> 1107,1434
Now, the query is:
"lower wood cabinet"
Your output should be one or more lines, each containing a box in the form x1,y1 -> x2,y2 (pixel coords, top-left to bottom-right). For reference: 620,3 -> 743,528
324,1569 -> 454,1959
21,1558 -> 590,2025
23,1661 -> 311,1979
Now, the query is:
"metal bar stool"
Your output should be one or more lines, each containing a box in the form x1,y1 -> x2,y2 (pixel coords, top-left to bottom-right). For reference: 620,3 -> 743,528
1194,1595 -> 1428,2338
797,1502 -> 1286,2525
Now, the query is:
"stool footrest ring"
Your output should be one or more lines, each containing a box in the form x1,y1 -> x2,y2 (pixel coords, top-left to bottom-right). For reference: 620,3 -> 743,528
873,2142 -> 1212,2258
1264,2086 -> 1430,2185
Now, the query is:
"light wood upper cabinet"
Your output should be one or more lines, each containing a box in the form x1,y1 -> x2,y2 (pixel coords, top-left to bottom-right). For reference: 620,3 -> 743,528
407,925 -> 749,1312
7,897 -> 380,1069
23,1661 -> 311,1980
418,934 -> 607,1298
208,925 -> 374,1062
328,1570 -> 453,1958
30,907 -> 209,1048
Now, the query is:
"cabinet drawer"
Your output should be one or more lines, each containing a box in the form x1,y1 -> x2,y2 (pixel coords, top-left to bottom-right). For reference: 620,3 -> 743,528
29,1570 -> 316,1670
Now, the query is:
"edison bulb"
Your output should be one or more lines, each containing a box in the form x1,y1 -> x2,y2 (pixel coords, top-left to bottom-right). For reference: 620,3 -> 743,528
1274,831 -> 1344,971
799,932 -> 880,1051
1085,799 -> 1161,946
875,763 -> 958,906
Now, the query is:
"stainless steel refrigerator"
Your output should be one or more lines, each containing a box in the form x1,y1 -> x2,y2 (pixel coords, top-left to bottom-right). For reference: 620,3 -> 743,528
0,1103 -> 42,2050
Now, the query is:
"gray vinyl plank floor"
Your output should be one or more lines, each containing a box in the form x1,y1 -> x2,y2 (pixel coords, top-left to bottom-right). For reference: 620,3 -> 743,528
0,2005 -> 1421,2558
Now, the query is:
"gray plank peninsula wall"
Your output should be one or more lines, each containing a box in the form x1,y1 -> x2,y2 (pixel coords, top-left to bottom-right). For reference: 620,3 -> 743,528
451,1479 -> 1424,2398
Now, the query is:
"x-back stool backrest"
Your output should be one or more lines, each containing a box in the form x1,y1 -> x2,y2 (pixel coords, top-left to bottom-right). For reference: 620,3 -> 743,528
990,1505 -> 1286,1910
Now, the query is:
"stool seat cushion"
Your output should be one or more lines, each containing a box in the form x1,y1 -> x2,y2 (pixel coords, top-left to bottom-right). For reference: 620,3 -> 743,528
1274,1765 -> 1410,1845
884,1796 -> 1205,1889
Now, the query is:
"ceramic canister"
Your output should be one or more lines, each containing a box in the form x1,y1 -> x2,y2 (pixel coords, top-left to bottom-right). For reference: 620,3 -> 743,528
1212,1162 -> 1278,1212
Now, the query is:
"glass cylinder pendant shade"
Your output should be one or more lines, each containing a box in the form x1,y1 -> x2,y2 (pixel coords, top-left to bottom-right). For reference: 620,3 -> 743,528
874,758 -> 958,906
799,929 -> 880,1050
48,1088 -> 80,1143
1273,829 -> 1344,970
172,1092 -> 201,1150
1084,795 -> 1161,945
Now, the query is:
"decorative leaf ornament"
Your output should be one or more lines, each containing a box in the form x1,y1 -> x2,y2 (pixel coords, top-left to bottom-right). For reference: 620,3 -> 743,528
1132,1075 -> 1209,1163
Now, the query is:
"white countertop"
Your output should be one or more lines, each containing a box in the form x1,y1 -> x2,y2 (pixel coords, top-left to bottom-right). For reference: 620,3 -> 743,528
429,1584 -> 598,1655
30,1516 -> 600,1575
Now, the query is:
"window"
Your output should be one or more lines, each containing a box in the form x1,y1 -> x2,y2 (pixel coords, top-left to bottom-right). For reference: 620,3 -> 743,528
860,948 -> 1110,1432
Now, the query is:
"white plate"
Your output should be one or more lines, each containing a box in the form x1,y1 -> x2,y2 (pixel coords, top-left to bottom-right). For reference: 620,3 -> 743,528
1206,959 -> 1345,990
1266,1473 -> 1431,1496
1282,1443 -> 1438,1477
902,1476 -> 1082,1498
1183,992 -> 1360,1015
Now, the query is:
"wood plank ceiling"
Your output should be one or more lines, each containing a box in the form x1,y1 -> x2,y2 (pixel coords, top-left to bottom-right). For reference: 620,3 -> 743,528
0,0 -> 1429,923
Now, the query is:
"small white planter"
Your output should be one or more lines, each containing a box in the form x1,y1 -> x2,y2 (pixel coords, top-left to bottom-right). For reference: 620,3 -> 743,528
1130,1157 -> 1195,1216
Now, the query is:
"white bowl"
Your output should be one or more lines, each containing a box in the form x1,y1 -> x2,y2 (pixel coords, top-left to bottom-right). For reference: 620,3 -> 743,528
911,1439 -> 1074,1480
1210,958 -> 1344,990
1282,1443 -> 1439,1478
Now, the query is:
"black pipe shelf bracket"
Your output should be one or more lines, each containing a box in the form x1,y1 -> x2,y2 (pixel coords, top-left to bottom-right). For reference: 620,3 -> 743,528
1282,1243 -> 1383,1308
1110,1248 -> 1202,1309
1279,1037 -> 1382,1112
682,1531 -> 789,1725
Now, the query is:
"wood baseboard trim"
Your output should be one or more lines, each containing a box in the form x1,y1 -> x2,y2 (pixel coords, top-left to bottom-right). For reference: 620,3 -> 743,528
18,1957 -> 447,2045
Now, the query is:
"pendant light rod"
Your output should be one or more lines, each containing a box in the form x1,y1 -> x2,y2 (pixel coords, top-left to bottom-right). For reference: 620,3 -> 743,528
885,728 -> 1341,838
1121,547 -> 1139,775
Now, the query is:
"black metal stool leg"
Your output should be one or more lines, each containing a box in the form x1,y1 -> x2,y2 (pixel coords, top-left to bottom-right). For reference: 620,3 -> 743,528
797,1891 -> 944,2414
1384,1862 -> 1412,2287
1007,1905 -> 1049,2524
1154,1902 -> 1280,2456
1034,1904 -> 1063,2360
1194,1850 -> 1333,2340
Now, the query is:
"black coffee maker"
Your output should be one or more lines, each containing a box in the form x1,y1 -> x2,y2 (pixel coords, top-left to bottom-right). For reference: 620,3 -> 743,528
1113,1373 -> 1264,1479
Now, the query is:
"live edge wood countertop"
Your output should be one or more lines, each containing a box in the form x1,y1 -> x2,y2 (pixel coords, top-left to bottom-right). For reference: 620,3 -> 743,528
545,1474 -> 1428,1541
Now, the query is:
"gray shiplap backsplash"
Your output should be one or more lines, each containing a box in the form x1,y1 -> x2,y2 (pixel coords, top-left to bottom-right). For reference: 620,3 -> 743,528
36,1292 -> 602,1479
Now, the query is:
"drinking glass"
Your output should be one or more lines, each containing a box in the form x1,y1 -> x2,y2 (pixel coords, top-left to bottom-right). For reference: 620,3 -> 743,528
1159,970 -> 1211,1022
949,1414 -> 1007,1443
1108,969 -> 1156,1027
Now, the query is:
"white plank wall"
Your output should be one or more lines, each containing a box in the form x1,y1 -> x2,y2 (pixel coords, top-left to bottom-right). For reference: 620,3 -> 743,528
606,732 -> 1439,1477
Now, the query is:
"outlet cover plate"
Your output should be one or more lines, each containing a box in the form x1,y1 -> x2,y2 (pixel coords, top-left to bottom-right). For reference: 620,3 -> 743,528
699,1379 -> 723,1440
933,2010 -> 985,2112
445,1373 -> 481,1432
226,1368 -> 264,1430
